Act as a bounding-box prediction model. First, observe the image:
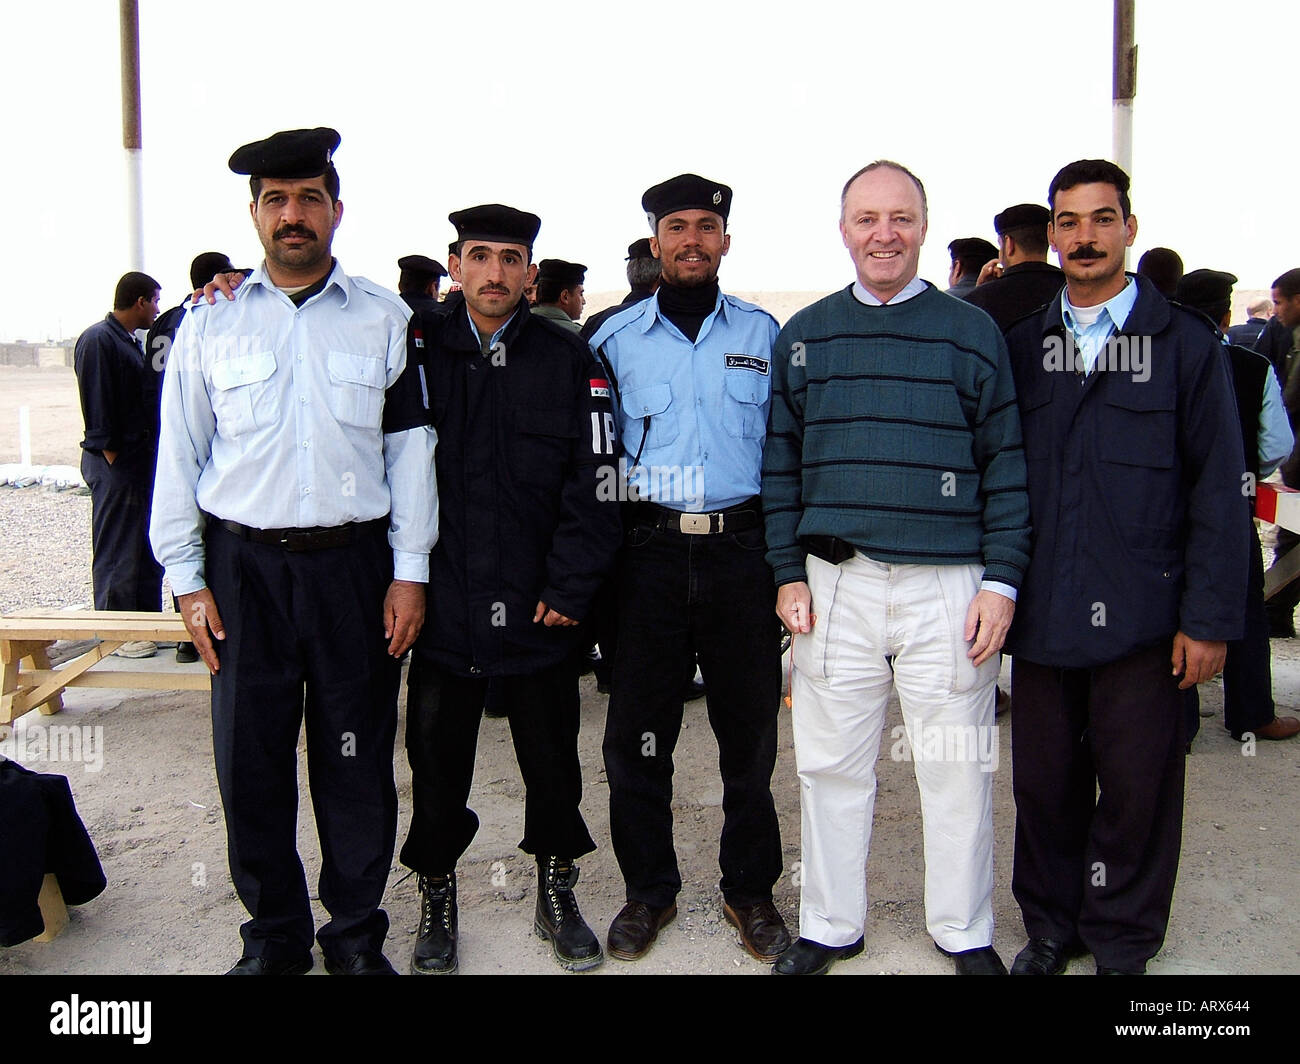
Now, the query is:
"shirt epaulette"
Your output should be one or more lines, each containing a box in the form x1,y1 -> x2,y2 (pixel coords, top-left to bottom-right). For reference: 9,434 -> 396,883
350,275 -> 413,321
720,292 -> 779,328
586,300 -> 648,350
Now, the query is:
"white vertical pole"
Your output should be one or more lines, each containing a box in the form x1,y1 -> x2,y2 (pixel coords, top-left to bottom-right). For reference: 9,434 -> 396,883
120,0 -> 144,269
19,406 -> 32,469
1113,0 -> 1137,269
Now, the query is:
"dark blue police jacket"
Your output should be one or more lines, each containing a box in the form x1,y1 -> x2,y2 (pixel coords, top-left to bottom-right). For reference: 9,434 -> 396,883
1004,273 -> 1248,669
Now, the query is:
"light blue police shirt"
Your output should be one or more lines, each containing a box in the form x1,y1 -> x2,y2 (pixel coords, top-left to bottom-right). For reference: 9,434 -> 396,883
150,261 -> 439,594
588,289 -> 779,512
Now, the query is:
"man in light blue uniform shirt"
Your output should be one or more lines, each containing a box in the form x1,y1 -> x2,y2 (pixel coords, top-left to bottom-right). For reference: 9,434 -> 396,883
588,173 -> 790,966
150,128 -> 438,976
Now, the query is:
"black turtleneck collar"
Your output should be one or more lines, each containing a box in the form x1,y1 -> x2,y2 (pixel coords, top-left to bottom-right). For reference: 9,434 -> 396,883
657,279 -> 719,343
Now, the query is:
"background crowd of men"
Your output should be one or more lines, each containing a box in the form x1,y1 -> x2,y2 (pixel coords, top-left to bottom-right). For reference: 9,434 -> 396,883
69,124 -> 1298,977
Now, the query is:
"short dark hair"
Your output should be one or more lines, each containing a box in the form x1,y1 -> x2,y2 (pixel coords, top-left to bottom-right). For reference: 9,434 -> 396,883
1047,158 -> 1131,220
1001,223 -> 1048,257
841,160 -> 928,221
189,251 -> 233,291
1273,268 -> 1300,299
1137,247 -> 1184,298
249,164 -> 340,205
627,256 -> 661,288
113,271 -> 160,310
537,278 -> 579,305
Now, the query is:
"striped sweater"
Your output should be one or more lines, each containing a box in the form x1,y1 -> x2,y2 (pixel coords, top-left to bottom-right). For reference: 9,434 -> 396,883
760,283 -> 1031,588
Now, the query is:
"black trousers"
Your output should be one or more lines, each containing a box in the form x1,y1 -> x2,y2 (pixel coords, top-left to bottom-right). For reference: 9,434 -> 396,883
1011,645 -> 1185,972
207,520 -> 400,962
81,450 -> 162,612
1224,521 -> 1276,737
399,655 -> 596,874
603,519 -> 783,909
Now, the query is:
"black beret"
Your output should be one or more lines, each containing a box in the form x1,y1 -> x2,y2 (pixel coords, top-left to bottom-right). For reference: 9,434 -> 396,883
626,238 -> 654,260
993,203 -> 1051,235
1174,268 -> 1238,310
398,254 -> 447,278
948,237 -> 998,262
641,174 -> 732,229
228,127 -> 340,178
537,258 -> 587,286
448,203 -> 541,249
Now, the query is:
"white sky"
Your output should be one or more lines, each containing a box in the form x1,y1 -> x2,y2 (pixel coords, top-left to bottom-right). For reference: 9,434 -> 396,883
1,0 -> 1295,340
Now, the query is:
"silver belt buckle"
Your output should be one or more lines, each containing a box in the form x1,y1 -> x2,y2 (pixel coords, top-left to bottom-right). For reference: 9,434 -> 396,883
678,512 -> 713,535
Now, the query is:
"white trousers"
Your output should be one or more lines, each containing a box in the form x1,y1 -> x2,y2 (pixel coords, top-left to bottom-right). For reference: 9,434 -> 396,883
791,553 -> 999,951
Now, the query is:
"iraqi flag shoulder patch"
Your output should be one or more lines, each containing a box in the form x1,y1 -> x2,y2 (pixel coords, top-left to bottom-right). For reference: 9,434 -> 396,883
590,378 -> 611,398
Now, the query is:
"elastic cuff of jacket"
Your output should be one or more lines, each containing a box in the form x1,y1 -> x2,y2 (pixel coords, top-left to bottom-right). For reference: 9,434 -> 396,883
540,589 -> 584,623
773,564 -> 808,587
979,567 -> 1023,591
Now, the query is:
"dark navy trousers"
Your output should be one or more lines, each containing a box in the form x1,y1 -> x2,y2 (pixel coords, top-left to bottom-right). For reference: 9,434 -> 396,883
206,520 -> 400,963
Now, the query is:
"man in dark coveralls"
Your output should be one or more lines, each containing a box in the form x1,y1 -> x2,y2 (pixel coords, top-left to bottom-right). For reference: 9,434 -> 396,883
74,271 -> 164,655
1003,159 -> 1248,976
151,127 -> 438,976
963,203 -> 1064,333
399,204 -> 622,975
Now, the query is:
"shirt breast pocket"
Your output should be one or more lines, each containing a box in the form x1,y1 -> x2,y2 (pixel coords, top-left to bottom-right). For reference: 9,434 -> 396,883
327,350 -> 386,429
209,351 -> 279,437
1099,387 -> 1178,544
621,382 -> 678,455
722,369 -> 767,439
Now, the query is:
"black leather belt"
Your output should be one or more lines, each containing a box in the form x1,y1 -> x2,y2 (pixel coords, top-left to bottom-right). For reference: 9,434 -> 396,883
628,502 -> 761,536
214,516 -> 387,552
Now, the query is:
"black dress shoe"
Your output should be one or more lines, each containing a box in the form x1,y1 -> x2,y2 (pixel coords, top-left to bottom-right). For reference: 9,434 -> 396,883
936,943 -> 1007,975
175,641 -> 199,664
607,901 -> 677,961
324,950 -> 397,975
1096,964 -> 1145,975
724,900 -> 792,963
412,872 -> 457,975
225,954 -> 313,975
771,936 -> 864,975
1010,937 -> 1071,975
534,857 -> 603,972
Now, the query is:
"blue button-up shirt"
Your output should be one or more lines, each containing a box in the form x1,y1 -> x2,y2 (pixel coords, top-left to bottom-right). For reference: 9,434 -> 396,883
588,289 -> 779,511
150,261 -> 439,594
1062,276 -> 1138,374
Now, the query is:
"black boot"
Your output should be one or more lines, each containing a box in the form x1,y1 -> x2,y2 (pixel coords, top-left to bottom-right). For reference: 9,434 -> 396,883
412,872 -> 457,975
534,857 -> 603,971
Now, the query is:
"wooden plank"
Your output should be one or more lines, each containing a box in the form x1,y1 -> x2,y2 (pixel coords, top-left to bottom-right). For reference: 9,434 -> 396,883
12,643 -> 114,717
1264,543 -> 1300,600
33,874 -> 69,942
0,651 -> 19,727
0,620 -> 190,641
23,644 -> 65,716
16,669 -> 211,692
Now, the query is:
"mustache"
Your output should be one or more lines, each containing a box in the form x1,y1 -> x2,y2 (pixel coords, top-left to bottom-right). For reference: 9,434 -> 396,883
477,284 -> 510,295
1068,244 -> 1104,260
274,224 -> 317,241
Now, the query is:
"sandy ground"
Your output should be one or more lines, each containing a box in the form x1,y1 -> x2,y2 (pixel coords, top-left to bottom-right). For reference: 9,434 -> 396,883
1,360 -> 1297,979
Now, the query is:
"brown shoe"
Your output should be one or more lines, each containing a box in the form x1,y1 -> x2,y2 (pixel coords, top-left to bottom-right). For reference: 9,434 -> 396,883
1253,715 -> 1300,740
607,901 -> 677,961
724,899 -> 792,963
